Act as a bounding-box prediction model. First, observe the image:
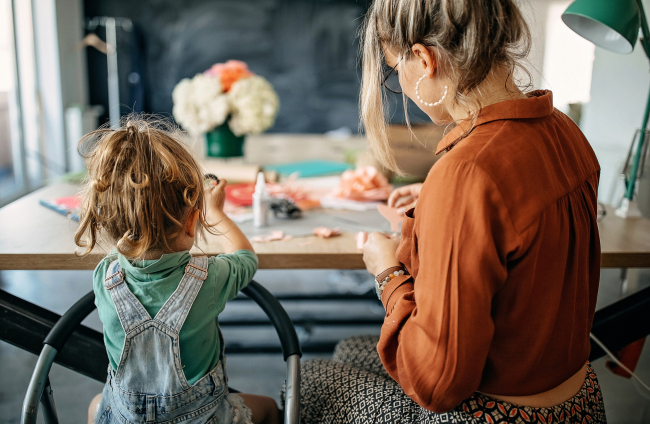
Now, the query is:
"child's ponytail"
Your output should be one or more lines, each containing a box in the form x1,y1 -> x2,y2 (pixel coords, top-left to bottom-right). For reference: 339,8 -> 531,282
75,115 -> 215,259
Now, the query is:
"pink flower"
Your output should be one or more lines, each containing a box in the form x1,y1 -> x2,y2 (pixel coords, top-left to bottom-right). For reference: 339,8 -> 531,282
205,60 -> 254,92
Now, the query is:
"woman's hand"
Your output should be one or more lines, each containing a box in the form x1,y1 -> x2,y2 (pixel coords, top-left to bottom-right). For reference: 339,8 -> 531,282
362,232 -> 401,276
204,178 -> 228,224
387,183 -> 423,215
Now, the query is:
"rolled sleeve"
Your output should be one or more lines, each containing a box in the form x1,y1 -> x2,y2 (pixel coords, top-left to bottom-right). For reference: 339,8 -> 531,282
381,275 -> 413,313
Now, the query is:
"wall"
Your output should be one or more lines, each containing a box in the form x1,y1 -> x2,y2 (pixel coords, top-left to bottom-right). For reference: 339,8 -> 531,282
0,92 -> 10,169
540,0 -> 594,111
518,0 -> 550,91
83,0 -> 406,134
580,0 -> 650,205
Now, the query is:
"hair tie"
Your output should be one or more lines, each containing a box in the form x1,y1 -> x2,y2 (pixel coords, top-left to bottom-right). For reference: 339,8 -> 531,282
126,122 -> 138,136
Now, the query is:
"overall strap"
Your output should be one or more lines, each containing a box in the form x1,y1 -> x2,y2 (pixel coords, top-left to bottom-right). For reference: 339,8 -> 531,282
154,256 -> 209,333
103,260 -> 152,333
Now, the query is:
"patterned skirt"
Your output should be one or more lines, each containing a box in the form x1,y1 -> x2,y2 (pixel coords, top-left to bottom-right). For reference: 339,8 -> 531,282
297,335 -> 607,424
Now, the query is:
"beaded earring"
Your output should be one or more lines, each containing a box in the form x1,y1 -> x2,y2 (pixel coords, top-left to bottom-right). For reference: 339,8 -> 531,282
415,74 -> 447,107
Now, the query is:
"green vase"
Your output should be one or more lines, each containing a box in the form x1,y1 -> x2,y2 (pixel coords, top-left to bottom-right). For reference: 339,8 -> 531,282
205,123 -> 245,158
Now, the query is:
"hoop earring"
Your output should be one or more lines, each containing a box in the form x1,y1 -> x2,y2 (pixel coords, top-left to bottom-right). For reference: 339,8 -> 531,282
415,74 -> 447,107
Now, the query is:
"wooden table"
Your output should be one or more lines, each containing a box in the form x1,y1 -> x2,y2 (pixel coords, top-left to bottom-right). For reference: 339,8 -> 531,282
3,131 -> 650,381
2,182 -> 650,271
2,180 -> 650,368
0,182 -> 371,271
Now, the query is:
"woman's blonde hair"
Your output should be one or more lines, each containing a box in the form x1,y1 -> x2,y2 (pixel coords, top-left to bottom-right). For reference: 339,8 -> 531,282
361,0 -> 532,172
75,115 -> 215,258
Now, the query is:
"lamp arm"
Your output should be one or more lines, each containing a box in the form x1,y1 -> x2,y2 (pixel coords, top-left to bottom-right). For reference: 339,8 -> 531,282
638,0 -> 650,59
624,0 -> 650,201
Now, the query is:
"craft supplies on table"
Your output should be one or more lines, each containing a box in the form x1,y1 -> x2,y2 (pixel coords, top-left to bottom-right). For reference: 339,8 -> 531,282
319,196 -> 381,211
376,204 -> 402,232
3,181 -> 649,271
202,161 -> 262,183
263,160 -> 353,178
253,172 -> 270,228
331,166 -> 393,201
39,196 -> 81,221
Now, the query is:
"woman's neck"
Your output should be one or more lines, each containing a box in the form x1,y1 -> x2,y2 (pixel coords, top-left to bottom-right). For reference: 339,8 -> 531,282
447,68 -> 528,123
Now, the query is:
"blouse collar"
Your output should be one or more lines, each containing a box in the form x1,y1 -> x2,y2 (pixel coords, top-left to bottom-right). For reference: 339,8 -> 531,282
435,90 -> 555,154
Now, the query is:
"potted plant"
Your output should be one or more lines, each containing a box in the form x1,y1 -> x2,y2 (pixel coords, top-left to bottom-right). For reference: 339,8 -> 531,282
172,60 -> 279,157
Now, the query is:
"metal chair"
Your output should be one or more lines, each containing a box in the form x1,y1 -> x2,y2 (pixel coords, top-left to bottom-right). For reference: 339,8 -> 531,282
21,280 -> 302,424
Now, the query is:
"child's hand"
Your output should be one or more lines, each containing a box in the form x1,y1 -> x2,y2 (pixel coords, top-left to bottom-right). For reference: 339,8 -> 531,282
202,178 -> 254,253
204,178 -> 227,222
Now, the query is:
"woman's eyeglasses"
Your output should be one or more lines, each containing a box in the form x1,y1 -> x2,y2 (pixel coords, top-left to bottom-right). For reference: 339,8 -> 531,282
381,58 -> 403,94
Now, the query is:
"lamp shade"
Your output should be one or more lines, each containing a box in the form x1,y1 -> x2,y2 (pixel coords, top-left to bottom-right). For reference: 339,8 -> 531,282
562,0 -> 640,54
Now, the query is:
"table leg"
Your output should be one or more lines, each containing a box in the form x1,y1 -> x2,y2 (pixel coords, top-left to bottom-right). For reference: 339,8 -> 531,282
620,267 -> 629,297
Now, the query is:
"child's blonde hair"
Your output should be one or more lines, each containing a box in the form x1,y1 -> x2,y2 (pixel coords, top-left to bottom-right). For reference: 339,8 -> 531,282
75,115 -> 215,258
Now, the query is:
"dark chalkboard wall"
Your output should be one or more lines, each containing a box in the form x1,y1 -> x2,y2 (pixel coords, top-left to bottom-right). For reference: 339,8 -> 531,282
84,0 -> 428,133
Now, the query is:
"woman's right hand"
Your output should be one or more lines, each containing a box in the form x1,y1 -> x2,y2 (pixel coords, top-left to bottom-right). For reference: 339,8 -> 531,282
387,183 -> 423,214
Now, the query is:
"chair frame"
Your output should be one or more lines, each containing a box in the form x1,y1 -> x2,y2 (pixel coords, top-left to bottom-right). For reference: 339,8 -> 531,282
21,281 -> 302,424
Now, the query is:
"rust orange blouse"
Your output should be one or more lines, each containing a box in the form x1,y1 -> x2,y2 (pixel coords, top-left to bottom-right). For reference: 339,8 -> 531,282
378,91 -> 601,413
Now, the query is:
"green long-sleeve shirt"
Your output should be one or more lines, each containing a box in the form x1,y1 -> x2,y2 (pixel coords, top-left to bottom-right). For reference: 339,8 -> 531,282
93,249 -> 258,385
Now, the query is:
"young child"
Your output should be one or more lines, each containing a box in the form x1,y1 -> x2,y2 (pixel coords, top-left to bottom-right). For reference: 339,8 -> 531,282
75,118 -> 281,424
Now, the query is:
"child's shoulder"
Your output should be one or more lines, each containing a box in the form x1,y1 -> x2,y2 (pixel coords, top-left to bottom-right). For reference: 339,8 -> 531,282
93,250 -> 119,292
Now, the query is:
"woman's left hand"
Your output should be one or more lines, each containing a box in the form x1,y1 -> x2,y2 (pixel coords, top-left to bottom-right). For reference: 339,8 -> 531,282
362,231 -> 402,276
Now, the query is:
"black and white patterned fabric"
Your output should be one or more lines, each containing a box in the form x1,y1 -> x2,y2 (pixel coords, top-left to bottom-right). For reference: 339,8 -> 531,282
332,335 -> 390,379
294,336 -> 606,424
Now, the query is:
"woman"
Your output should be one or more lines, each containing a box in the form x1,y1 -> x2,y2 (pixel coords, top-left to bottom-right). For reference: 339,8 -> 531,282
298,0 -> 606,422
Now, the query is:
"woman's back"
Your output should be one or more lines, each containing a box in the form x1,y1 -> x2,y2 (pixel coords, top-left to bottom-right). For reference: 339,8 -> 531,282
301,0 -> 609,421
441,90 -> 600,394
380,90 -> 601,410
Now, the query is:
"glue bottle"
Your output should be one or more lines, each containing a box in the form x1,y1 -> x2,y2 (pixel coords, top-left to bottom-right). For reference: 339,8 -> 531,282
253,171 -> 269,228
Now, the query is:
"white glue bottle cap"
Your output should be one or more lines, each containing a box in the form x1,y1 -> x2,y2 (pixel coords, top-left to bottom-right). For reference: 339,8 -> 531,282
253,171 -> 268,227
254,171 -> 267,197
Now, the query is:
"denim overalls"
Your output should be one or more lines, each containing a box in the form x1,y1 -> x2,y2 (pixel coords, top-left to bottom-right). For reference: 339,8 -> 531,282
94,256 -> 252,424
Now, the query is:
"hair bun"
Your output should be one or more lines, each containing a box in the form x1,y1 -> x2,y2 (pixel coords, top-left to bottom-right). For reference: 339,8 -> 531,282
126,121 -> 139,135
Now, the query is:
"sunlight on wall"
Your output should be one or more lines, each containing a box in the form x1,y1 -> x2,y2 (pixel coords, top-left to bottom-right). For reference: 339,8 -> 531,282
0,0 -> 13,93
541,1 -> 596,113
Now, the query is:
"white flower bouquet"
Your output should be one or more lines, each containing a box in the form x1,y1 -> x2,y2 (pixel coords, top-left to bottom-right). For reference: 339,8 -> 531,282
172,60 -> 279,137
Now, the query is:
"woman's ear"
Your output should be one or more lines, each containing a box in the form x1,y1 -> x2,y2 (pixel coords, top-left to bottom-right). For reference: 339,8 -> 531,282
411,44 -> 437,78
185,209 -> 200,238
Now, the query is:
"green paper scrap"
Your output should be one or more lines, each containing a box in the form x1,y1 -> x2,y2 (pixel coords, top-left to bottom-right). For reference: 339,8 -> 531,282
264,160 -> 353,177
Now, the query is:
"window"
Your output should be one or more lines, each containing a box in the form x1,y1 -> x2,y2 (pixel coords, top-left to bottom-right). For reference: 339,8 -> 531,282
0,0 -> 45,206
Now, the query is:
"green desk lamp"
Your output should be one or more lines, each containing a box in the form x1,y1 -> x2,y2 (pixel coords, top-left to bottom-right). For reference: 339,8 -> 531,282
563,0 -> 650,218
